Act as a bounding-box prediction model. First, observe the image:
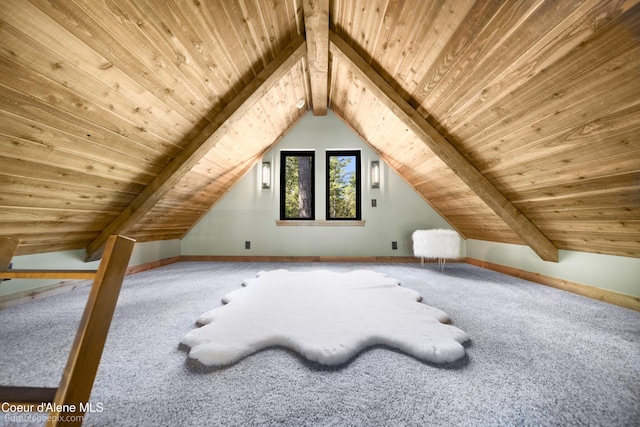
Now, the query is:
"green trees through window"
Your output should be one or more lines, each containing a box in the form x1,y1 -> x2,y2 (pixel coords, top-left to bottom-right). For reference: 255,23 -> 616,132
327,150 -> 361,220
280,151 -> 315,219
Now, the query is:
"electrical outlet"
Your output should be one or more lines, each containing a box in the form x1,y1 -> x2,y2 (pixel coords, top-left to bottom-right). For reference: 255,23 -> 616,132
392,241 -> 398,250
245,241 -> 251,250
371,199 -> 377,207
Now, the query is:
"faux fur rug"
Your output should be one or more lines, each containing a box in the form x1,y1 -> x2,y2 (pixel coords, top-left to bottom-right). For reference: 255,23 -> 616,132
181,269 -> 469,366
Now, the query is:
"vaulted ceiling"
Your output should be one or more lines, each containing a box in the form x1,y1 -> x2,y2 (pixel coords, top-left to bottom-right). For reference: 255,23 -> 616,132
1,0 -> 638,262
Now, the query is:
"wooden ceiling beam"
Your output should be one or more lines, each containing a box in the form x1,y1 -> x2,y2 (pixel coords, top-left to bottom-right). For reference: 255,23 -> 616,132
85,35 -> 307,261
0,237 -> 20,270
329,31 -> 558,262
303,0 -> 329,115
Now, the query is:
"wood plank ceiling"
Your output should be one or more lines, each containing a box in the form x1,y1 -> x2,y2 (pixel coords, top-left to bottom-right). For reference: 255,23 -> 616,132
0,0 -> 638,261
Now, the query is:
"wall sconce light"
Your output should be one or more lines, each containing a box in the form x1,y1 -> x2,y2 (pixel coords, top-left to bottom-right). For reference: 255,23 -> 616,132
371,160 -> 380,188
262,161 -> 271,189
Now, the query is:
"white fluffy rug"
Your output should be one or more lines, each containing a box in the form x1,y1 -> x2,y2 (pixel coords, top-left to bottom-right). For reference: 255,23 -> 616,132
181,269 -> 469,366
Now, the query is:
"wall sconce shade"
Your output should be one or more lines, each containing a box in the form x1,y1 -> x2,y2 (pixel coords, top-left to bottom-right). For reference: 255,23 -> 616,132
262,161 -> 271,189
371,160 -> 380,188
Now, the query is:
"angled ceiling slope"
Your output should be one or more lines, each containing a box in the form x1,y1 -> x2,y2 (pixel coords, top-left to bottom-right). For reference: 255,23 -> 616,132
0,0 -> 638,261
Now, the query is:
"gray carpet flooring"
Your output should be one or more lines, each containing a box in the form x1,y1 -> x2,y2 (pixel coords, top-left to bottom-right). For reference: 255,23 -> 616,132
0,262 -> 638,426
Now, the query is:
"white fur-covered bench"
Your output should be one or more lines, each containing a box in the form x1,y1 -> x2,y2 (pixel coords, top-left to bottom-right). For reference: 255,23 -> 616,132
412,229 -> 461,270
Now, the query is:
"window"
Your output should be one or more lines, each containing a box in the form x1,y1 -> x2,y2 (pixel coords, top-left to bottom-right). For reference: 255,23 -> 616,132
326,150 -> 361,220
280,151 -> 315,220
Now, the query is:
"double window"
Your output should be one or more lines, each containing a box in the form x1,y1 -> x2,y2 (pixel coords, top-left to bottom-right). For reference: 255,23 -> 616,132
279,150 -> 361,221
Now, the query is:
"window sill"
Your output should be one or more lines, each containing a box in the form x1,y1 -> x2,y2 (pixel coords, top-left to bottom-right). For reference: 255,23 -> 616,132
276,220 -> 366,227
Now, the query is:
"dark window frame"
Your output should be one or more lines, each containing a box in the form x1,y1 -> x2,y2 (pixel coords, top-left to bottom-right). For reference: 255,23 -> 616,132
279,150 -> 315,220
326,150 -> 361,221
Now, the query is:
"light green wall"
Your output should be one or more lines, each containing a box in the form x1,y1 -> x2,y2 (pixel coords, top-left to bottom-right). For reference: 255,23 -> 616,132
180,111 -> 459,257
128,239 -> 181,265
0,239 -> 180,297
4,112 -> 638,301
466,239 -> 640,297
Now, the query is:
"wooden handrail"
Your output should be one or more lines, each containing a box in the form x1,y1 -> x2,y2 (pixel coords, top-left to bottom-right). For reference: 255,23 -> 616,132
0,237 -> 97,281
0,386 -> 57,406
0,235 -> 135,427
49,235 -> 135,427
0,270 -> 97,280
